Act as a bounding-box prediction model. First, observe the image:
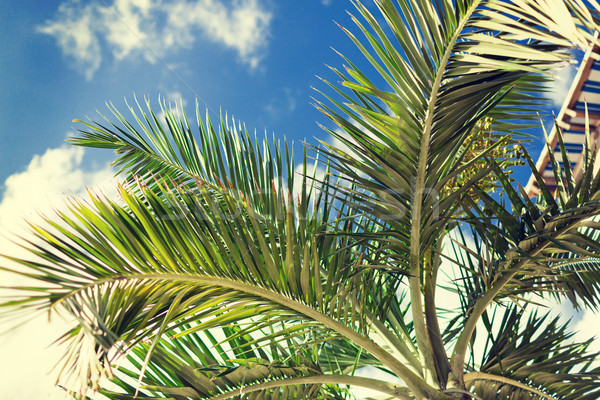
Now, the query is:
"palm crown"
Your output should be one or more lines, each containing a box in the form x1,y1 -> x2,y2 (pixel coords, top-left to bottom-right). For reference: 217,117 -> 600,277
4,0 -> 600,399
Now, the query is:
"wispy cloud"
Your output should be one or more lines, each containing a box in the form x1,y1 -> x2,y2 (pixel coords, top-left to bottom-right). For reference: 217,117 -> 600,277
37,1 -> 101,81
38,0 -> 273,80
547,62 -> 577,108
264,87 -> 301,118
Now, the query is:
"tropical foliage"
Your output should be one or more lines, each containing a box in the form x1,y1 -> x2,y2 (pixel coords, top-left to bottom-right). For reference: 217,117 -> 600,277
4,0 -> 600,399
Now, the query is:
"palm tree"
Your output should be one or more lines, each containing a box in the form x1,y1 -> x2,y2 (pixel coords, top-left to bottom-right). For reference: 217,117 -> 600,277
4,0 -> 600,399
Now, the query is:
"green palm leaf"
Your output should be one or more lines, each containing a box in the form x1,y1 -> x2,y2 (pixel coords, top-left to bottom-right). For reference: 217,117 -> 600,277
468,305 -> 600,400
71,98 -> 305,223
316,0 -> 600,388
95,327 -> 351,400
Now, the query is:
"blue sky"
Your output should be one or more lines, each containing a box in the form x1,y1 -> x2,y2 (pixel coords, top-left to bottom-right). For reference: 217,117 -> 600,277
0,0 -> 359,189
0,0 -> 577,193
0,0 -> 592,399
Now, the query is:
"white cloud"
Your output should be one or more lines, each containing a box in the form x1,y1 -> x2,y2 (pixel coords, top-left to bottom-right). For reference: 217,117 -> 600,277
321,0 -> 333,5
166,0 -> 272,69
548,62 -> 577,108
38,0 -> 272,80
37,1 -> 101,81
156,91 -> 189,121
0,147 -> 114,236
100,0 -> 154,61
0,146 -> 115,400
553,299 -> 600,366
573,308 -> 600,357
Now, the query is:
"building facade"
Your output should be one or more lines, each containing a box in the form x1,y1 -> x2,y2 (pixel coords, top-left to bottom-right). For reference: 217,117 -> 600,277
525,44 -> 600,197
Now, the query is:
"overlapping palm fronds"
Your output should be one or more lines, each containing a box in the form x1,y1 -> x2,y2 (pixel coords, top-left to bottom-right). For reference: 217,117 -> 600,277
315,0 -> 600,392
468,305 -> 600,399
93,326 -> 352,400
1,102 -> 431,398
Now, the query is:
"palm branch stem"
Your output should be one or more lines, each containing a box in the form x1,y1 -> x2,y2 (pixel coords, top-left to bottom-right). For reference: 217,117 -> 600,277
209,374 -> 412,400
409,0 -> 481,386
463,372 -> 557,400
50,272 -> 443,398
424,246 -> 451,386
449,262 -> 538,383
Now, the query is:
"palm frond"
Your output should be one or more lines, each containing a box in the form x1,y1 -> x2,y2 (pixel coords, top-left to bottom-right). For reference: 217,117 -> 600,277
1,146 -> 431,397
448,117 -> 600,383
467,305 -> 600,400
316,0 -> 600,276
316,2 -> 600,384
93,326 -> 353,400
71,98 -> 308,224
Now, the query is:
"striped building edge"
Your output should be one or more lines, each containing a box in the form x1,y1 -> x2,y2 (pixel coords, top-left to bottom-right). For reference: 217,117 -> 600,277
525,42 -> 600,198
